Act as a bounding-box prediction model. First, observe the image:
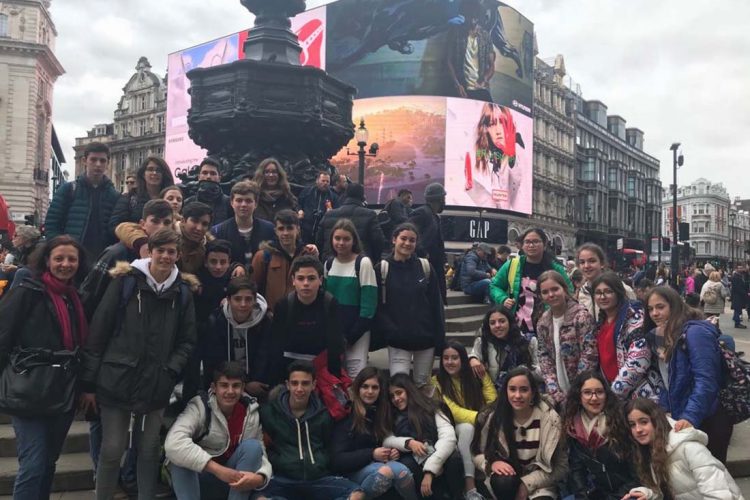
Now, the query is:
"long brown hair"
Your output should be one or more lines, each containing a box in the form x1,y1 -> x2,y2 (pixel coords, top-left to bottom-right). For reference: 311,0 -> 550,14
643,286 -> 703,360
350,367 -> 391,442
136,156 -> 174,198
436,342 -> 485,413
253,157 -> 296,202
389,373 -> 438,439
624,398 -> 672,499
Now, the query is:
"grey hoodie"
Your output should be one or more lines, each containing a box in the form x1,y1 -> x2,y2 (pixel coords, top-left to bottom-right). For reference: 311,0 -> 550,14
222,293 -> 268,375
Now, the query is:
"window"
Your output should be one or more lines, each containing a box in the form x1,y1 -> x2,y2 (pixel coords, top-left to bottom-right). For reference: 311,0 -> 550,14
581,158 -> 596,181
0,14 -> 8,37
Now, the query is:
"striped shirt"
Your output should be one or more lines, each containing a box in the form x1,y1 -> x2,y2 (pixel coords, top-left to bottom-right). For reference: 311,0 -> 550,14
514,407 -> 542,469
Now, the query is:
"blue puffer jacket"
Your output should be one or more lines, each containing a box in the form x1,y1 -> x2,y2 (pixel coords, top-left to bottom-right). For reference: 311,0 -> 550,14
661,320 -> 723,427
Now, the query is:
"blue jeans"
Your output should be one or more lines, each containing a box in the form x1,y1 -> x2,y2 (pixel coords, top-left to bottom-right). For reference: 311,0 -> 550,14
463,278 -> 491,301
12,410 -> 75,500
170,439 -> 265,500
349,461 -> 417,500
257,474 -> 362,500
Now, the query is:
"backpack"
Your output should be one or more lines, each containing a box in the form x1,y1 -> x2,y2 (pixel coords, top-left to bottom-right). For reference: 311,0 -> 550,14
702,285 -> 719,305
193,391 -> 213,443
717,338 -> 750,424
449,252 -> 468,291
377,257 -> 430,304
324,254 -> 363,280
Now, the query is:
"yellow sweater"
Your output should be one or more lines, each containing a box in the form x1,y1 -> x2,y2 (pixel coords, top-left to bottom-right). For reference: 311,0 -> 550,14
431,373 -> 497,425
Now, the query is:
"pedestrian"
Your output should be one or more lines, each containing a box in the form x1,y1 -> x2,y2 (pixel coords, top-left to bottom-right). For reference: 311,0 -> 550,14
624,398 -> 742,499
80,228 -> 197,500
322,219 -> 377,378
644,285 -> 732,463
432,342 -> 496,500
375,223 -> 445,387
183,157 -> 233,225
731,264 -> 748,328
472,366 -> 567,499
409,183 -> 448,303
460,242 -> 495,303
45,141 -> 120,258
4,225 -> 42,290
316,182 -> 385,261
330,367 -> 418,500
384,373 -> 463,500
298,170 -> 339,244
700,270 -> 729,319
109,156 -> 175,233
490,228 -> 571,338
0,236 -> 88,499
535,270 -> 597,404
251,157 -> 298,223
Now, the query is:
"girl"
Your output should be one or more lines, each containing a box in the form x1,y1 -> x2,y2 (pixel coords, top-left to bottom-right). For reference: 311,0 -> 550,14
376,223 -> 445,387
160,185 -> 184,220
109,156 -> 175,231
699,270 -> 728,319
469,306 -> 536,389
644,286 -> 731,463
625,398 -> 743,499
536,270 -> 597,404
490,228 -> 571,339
0,236 -> 89,499
562,371 -> 641,499
331,367 -> 417,500
323,218 -> 378,378
252,157 -> 298,222
433,342 -> 497,500
384,373 -> 463,500
592,271 -> 662,401
472,366 -> 566,500
576,243 -> 636,318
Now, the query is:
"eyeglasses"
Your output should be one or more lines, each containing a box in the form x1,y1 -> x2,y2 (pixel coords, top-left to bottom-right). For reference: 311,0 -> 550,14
594,289 -> 615,298
145,167 -> 162,173
264,170 -> 279,176
523,239 -> 543,246
582,389 -> 606,399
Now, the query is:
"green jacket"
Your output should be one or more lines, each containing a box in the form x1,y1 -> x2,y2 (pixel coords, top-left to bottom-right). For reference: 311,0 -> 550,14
489,255 -> 572,314
260,388 -> 333,481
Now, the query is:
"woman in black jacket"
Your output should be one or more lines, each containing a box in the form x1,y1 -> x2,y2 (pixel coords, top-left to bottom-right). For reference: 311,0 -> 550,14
562,371 -> 642,499
0,236 -> 89,499
332,367 -> 418,499
376,223 -> 445,387
109,156 -> 175,233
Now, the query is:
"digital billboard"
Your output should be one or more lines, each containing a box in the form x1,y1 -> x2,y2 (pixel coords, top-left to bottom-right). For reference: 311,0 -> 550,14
166,0 -> 534,214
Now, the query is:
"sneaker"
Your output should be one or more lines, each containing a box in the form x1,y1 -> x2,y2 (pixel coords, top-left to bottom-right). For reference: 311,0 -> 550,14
736,324 -> 748,329
465,488 -> 486,500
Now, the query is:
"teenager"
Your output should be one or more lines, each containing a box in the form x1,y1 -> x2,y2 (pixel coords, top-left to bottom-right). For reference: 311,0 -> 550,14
0,236 -> 88,499
433,342 -> 497,500
625,398 -> 742,500
80,228 -> 197,500
251,209 -> 319,314
183,157 -> 233,225
561,371 -> 641,499
165,361 -> 272,500
644,286 -> 731,463
536,270 -> 597,404
576,243 -> 635,318
469,306 -> 536,390
160,185 -> 184,221
251,157 -> 298,222
331,367 -> 418,500
323,218 -> 378,378
376,223 -> 445,387
267,255 -> 345,385
592,271 -> 662,401
472,366 -> 567,500
258,361 -> 364,500
490,228 -> 571,338
384,373 -> 463,500
201,278 -> 272,399
109,156 -> 175,231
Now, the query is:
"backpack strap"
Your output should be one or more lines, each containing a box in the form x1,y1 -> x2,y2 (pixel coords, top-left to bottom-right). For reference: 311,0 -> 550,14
193,391 -> 212,443
418,258 -> 430,285
114,275 -> 138,336
325,255 -> 363,280
324,256 -> 335,278
378,260 -> 389,304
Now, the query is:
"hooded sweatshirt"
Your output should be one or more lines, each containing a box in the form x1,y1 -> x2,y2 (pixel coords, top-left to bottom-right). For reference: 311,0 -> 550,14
221,295 -> 267,373
131,257 -> 179,295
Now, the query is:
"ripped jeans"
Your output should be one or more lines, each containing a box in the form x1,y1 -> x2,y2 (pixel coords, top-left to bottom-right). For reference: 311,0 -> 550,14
349,460 -> 419,500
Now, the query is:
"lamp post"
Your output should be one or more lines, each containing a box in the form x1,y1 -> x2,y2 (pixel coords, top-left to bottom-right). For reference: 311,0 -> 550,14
670,143 -> 684,287
730,211 -> 737,268
347,118 -> 379,185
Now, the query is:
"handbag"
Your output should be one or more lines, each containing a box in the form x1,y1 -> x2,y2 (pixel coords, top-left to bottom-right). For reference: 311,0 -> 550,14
0,347 -> 79,417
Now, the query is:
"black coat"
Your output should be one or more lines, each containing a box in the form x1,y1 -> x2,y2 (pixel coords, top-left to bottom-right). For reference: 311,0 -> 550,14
408,205 -> 446,302
184,192 -> 233,226
108,192 -> 150,235
315,199 -> 386,261
298,186 -> 339,242
732,272 -> 748,311
566,436 -> 640,500
330,410 -> 380,475
210,217 -> 276,267
80,264 -> 197,413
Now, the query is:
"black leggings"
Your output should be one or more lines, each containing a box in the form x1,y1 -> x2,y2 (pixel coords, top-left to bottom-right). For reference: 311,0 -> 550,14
700,405 -> 734,464
400,451 -> 464,499
489,474 -> 554,500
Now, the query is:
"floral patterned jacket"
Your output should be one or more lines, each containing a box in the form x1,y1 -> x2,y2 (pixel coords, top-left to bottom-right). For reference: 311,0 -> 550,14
537,298 -> 597,403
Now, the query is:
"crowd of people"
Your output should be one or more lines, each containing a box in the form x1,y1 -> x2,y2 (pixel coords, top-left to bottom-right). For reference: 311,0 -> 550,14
0,143 -> 747,500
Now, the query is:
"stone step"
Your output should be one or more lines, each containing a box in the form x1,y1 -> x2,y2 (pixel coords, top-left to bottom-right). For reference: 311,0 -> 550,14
0,417 -> 8,426
446,291 -> 475,306
0,421 -> 90,458
445,331 -> 476,347
446,314 -> 484,333
444,303 -> 490,319
0,452 -> 94,495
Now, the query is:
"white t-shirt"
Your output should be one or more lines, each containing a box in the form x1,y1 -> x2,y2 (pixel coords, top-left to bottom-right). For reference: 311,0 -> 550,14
552,314 -> 570,393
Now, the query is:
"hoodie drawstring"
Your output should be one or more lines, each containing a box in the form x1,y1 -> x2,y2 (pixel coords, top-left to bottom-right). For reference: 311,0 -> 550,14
305,421 -> 315,465
226,322 -> 231,364
128,412 -> 135,448
137,289 -> 142,314
295,419 -> 304,460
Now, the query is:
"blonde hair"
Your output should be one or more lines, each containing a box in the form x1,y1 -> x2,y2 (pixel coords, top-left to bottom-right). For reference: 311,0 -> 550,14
709,271 -> 721,282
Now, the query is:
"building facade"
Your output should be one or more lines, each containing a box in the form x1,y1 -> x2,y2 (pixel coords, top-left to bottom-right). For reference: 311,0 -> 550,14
0,0 -> 64,223
573,95 -> 662,265
729,199 -> 750,267
73,57 -> 166,192
662,178 -> 732,266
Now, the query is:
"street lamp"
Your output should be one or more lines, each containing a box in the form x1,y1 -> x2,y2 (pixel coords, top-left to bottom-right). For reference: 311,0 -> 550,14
670,142 -> 684,287
347,118 -> 379,185
730,211 -> 737,268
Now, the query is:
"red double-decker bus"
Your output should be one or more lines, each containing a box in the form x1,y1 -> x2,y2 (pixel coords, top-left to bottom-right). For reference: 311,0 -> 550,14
0,194 -> 15,241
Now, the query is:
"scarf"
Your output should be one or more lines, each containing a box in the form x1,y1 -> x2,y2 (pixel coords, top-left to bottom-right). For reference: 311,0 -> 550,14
570,411 -> 607,450
42,271 -> 88,350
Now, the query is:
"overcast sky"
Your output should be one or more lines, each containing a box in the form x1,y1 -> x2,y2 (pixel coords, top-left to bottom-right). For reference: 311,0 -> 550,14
50,0 -> 750,200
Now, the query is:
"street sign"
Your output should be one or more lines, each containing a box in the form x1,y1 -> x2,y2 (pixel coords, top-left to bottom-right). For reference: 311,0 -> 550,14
617,238 -> 624,250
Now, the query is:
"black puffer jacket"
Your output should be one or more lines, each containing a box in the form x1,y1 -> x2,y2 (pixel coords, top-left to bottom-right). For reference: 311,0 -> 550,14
80,262 -> 198,413
566,436 -> 640,500
0,278 -> 83,371
330,407 -> 380,475
315,199 -> 385,261
108,192 -> 151,235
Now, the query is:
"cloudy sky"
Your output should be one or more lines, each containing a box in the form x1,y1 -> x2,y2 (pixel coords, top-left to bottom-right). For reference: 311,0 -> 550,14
50,0 -> 750,199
